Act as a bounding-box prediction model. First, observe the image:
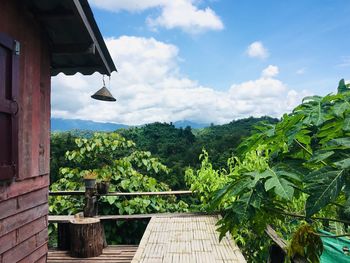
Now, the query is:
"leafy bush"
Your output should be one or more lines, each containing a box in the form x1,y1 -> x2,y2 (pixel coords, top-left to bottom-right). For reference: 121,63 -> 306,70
49,132 -> 188,244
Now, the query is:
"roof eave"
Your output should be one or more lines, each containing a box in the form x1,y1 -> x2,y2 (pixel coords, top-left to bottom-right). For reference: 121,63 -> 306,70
73,0 -> 117,76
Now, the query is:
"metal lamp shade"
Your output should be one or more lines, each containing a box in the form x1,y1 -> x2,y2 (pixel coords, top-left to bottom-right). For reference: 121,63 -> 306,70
91,86 -> 116,102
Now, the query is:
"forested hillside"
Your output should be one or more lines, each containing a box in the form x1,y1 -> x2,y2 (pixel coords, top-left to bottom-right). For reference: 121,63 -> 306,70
50,116 -> 278,189
117,117 -> 277,188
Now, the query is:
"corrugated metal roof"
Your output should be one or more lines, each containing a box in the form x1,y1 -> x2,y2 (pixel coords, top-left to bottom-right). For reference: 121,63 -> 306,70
23,0 -> 116,76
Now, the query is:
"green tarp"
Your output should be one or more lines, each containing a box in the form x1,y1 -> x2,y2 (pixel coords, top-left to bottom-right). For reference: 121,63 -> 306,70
320,230 -> 350,262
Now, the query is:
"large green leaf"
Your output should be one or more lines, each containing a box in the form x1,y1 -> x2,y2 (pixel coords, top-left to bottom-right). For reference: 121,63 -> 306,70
334,158 -> 350,169
333,101 -> 349,117
296,96 -> 330,126
326,137 -> 350,148
305,168 -> 346,217
343,116 -> 350,131
261,168 -> 297,200
210,176 -> 251,209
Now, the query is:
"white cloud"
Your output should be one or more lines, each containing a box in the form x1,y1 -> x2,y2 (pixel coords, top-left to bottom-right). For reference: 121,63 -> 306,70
52,36 -> 308,125
262,65 -> 279,78
246,41 -> 269,59
89,0 -> 223,33
146,1 -> 223,33
88,0 -> 167,12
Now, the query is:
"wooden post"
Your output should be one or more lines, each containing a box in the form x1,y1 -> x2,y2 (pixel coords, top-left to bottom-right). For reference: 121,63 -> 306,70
83,183 -> 97,217
57,223 -> 70,250
69,218 -> 104,258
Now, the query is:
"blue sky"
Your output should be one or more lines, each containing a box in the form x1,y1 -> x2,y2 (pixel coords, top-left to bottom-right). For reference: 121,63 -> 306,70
52,0 -> 350,125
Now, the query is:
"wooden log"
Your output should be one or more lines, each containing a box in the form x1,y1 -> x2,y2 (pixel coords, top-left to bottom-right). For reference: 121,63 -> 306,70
69,218 -> 103,258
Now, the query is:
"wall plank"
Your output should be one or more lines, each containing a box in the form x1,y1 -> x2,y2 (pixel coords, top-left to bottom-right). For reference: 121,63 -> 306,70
35,254 -> 47,263
17,243 -> 47,263
0,231 -> 16,254
0,197 -> 17,220
2,235 -> 36,263
17,216 -> 47,244
0,203 -> 48,237
17,188 -> 48,211
0,175 -> 49,201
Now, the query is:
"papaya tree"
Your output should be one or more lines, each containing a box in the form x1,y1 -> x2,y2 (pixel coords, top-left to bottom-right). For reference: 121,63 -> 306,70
187,80 -> 350,262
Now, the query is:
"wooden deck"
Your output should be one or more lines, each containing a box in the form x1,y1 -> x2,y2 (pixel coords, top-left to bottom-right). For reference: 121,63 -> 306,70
132,215 -> 246,263
47,245 -> 138,263
47,214 -> 246,263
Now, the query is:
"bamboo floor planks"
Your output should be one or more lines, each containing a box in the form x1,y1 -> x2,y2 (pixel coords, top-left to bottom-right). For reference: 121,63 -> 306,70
132,215 -> 246,263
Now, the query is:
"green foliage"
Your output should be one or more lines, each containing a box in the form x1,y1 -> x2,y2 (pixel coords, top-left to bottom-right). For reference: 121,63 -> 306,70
187,80 -> 350,262
185,150 -> 231,210
235,79 -> 350,217
118,123 -> 196,189
185,149 -> 285,261
194,116 -> 278,168
49,132 -> 188,244
117,118 -> 277,189
50,132 -> 78,183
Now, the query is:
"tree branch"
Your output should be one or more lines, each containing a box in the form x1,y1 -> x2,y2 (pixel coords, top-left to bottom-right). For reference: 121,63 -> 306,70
293,139 -> 328,166
269,207 -> 350,225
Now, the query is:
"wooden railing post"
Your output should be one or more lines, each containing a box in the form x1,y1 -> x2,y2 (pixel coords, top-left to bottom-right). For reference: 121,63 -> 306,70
83,181 -> 98,217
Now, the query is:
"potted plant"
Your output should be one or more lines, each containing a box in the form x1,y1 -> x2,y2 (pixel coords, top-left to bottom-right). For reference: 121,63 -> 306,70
83,170 -> 97,189
96,169 -> 111,194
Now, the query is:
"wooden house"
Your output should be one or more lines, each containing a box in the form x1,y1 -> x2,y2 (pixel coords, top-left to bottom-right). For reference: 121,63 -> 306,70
0,0 -> 116,262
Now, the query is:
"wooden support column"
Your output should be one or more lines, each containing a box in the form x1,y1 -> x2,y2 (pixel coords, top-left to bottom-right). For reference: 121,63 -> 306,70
57,223 -> 70,250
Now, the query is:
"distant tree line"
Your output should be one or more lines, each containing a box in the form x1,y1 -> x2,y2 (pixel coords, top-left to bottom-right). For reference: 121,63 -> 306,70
50,116 -> 278,189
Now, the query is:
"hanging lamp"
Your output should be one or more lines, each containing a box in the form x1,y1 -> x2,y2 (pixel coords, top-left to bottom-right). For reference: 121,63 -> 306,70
91,75 -> 116,102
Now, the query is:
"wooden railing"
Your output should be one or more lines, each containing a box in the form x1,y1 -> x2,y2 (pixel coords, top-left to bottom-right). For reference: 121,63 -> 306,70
49,190 -> 193,196
48,190 -> 196,250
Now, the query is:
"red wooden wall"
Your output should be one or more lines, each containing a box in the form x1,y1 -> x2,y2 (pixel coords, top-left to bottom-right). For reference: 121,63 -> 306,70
0,0 -> 51,262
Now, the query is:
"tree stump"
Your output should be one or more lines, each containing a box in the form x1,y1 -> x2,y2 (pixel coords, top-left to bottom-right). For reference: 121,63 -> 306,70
69,218 -> 103,258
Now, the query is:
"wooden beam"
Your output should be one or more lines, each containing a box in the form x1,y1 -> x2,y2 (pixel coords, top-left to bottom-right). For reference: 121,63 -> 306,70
49,190 -> 193,196
37,12 -> 75,20
51,43 -> 95,55
265,225 -> 287,253
104,190 -> 193,196
49,191 -> 84,196
72,0 -> 112,75
48,212 -> 210,223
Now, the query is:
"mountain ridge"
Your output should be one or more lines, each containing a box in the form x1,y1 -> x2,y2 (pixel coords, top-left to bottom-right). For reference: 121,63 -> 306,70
51,118 -> 210,131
